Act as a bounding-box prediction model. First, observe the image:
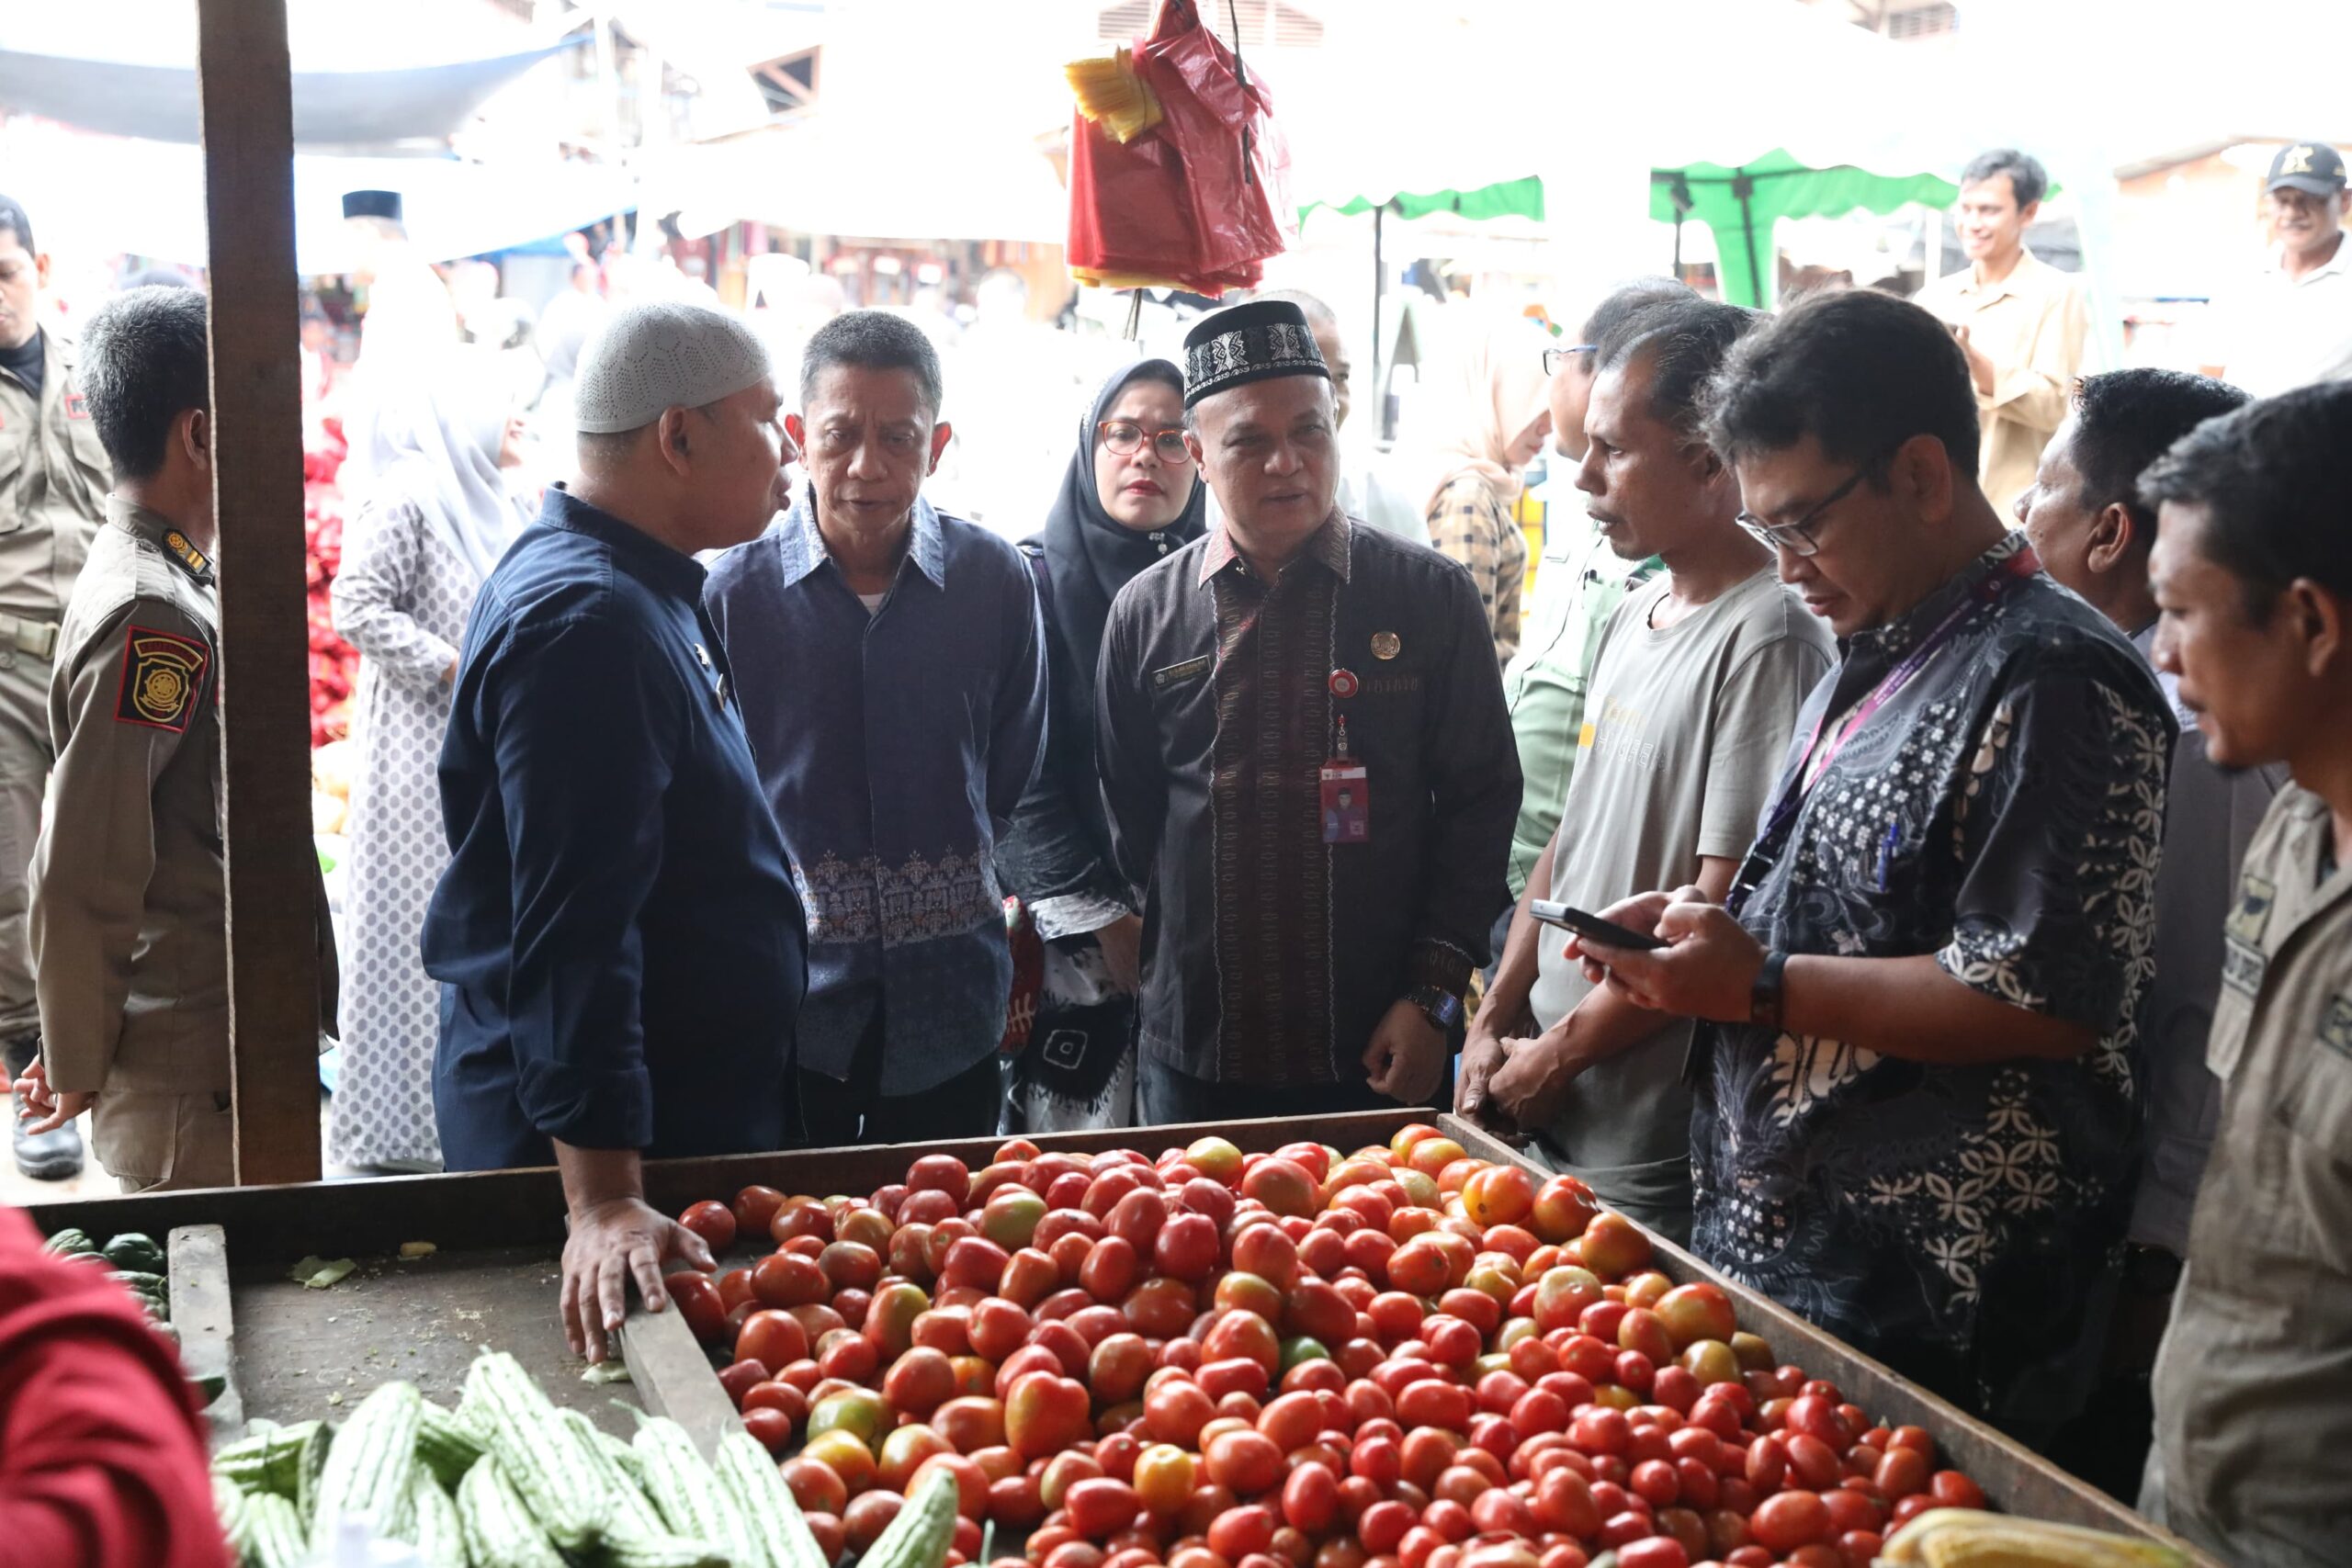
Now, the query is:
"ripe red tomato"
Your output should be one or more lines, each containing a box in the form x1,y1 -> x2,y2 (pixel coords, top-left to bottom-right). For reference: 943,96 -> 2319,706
1066,1478 -> 1144,1539
731,1185 -> 786,1237
1749,1491 -> 1831,1553
664,1271 -> 727,1346
1208,1504 -> 1277,1561
1929,1471 -> 1987,1509
679,1200 -> 737,1253
742,1404 -> 793,1455
1283,1461 -> 1341,1535
1570,1407 -> 1632,1457
1613,1540 -> 1688,1568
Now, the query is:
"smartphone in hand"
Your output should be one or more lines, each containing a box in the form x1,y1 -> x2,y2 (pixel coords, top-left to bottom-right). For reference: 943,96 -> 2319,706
1527,899 -> 1667,952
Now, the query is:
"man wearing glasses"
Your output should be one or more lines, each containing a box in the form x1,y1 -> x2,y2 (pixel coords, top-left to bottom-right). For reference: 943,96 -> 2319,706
1566,289 -> 2172,1438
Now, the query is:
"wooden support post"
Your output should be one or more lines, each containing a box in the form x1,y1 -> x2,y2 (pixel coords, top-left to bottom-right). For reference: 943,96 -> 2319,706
196,0 -> 322,1184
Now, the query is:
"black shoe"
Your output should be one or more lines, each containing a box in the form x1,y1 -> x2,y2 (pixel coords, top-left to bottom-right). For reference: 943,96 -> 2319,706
13,1099 -> 83,1180
5,1032 -> 84,1181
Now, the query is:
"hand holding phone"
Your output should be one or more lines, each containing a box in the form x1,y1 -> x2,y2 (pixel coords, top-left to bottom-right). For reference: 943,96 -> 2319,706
1527,899 -> 1666,952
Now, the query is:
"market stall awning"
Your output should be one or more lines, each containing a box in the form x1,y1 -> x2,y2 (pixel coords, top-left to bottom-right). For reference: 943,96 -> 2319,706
646,117 -> 1067,245
1302,175 -> 1544,225
1651,152 -> 1959,308
5,123 -> 636,272
0,39 -> 584,147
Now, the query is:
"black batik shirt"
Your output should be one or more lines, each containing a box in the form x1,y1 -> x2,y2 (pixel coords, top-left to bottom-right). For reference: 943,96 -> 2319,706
1096,513 -> 1520,1089
1691,534 -> 2175,1428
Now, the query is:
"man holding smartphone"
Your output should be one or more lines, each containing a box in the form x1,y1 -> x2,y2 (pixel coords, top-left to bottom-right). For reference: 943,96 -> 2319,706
1459,298 -> 1830,1243
1566,290 -> 2170,1438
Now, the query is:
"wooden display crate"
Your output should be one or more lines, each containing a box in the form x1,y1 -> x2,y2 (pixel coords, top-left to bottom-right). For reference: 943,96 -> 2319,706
27,1110 -> 2210,1561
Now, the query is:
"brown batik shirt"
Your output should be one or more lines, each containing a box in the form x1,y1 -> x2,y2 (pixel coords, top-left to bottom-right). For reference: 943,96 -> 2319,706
1097,511 -> 1520,1089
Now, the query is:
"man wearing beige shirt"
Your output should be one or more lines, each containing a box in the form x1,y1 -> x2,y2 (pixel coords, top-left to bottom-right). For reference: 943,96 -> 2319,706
1917,149 -> 2089,514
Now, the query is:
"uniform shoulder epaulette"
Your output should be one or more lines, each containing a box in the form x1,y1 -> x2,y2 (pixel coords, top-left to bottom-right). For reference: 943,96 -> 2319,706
160,526 -> 214,582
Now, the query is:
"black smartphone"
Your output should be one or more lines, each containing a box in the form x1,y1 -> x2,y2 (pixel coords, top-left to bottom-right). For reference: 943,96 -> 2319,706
1527,899 -> 1666,952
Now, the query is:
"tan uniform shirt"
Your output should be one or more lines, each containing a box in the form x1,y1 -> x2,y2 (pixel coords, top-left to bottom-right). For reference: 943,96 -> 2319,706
2148,785 -> 2352,1568
29,498 -> 230,1097
0,329 -> 110,622
1916,250 -> 2089,515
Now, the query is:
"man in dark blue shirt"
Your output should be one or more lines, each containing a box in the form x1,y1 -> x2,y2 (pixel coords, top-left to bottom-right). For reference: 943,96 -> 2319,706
424,300 -> 806,1362
707,310 -> 1046,1144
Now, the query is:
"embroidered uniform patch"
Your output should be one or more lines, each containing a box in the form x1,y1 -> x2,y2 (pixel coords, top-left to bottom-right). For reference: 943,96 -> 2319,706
63,389 -> 91,421
1151,654 -> 1212,689
2226,874 -> 2275,946
2322,993 -> 2352,1061
114,626 -> 209,731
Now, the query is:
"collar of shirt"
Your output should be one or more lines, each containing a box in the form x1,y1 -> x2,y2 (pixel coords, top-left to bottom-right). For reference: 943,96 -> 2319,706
542,483 -> 706,604
2263,233 -> 2352,286
104,493 -> 215,583
1950,247 -> 2049,308
1843,530 -> 2033,665
1196,507 -> 1353,587
773,492 -> 947,592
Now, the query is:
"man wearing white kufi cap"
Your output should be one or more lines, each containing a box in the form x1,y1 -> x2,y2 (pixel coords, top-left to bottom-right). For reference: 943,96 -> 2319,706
423,299 -> 808,1364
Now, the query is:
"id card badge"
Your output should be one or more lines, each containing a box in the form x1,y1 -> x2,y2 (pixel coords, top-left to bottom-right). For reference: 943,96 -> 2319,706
1320,761 -> 1369,843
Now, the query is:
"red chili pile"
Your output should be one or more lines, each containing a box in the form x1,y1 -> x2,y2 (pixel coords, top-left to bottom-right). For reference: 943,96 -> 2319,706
666,1125 -> 1990,1568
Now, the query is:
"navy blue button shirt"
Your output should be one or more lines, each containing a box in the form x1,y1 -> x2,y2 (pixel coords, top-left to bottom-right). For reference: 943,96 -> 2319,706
424,487 -> 807,1171
704,494 -> 1045,1096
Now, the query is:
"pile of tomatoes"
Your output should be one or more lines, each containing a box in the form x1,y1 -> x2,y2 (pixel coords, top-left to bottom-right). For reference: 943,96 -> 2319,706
664,1125 -> 1990,1568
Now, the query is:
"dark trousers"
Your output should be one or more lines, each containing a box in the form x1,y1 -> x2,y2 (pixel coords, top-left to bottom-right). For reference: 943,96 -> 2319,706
1136,1055 -> 1396,1128
797,1001 -> 1003,1147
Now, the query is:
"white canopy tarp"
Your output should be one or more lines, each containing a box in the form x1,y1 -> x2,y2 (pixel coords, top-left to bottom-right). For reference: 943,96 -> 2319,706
6,123 -> 635,273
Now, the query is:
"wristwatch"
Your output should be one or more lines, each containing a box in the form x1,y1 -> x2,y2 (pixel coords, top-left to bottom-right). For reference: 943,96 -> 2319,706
1750,950 -> 1790,1032
1406,984 -> 1464,1033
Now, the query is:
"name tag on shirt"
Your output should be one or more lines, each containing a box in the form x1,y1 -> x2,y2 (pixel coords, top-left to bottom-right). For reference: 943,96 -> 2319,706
1320,761 -> 1369,843
1151,654 -> 1212,690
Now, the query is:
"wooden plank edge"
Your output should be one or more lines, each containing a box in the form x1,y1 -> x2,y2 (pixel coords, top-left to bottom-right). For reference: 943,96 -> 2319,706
1437,1114 -> 2218,1562
616,1294 -> 742,1461
166,1223 -> 244,1449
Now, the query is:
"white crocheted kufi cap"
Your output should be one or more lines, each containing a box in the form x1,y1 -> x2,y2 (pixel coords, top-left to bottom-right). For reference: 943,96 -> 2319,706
572,300 -> 773,434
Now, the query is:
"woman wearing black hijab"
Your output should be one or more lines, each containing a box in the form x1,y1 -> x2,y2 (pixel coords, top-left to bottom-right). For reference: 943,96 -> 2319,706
1001,358 -> 1205,1131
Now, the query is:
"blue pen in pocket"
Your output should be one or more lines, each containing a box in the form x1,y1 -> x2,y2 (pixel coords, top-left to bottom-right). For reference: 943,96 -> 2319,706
1877,818 -> 1899,891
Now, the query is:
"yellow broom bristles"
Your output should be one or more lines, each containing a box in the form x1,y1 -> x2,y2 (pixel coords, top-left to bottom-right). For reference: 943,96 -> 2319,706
1066,47 -> 1163,142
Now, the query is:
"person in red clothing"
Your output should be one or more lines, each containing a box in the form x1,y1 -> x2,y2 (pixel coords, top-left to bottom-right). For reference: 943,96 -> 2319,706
0,1205 -> 228,1568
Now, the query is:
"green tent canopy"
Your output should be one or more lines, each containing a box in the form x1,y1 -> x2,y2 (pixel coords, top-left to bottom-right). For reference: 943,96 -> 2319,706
1650,150 -> 1958,308
1302,175 -> 1545,226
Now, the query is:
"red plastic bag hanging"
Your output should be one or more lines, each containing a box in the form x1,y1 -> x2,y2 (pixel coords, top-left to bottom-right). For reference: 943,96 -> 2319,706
1065,0 -> 1294,297
1142,0 -> 1293,283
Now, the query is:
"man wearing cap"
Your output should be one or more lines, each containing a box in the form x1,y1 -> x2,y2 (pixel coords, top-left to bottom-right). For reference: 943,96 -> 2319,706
423,300 -> 807,1363
2201,142 -> 2352,397
16,286 -> 337,1193
337,189 -> 460,491
1097,299 -> 1520,1122
0,193 -> 111,1183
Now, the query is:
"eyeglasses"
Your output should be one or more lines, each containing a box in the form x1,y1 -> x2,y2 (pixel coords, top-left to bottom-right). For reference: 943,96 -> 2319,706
1736,457 -> 1887,558
1099,420 -> 1190,461
1542,344 -> 1597,378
